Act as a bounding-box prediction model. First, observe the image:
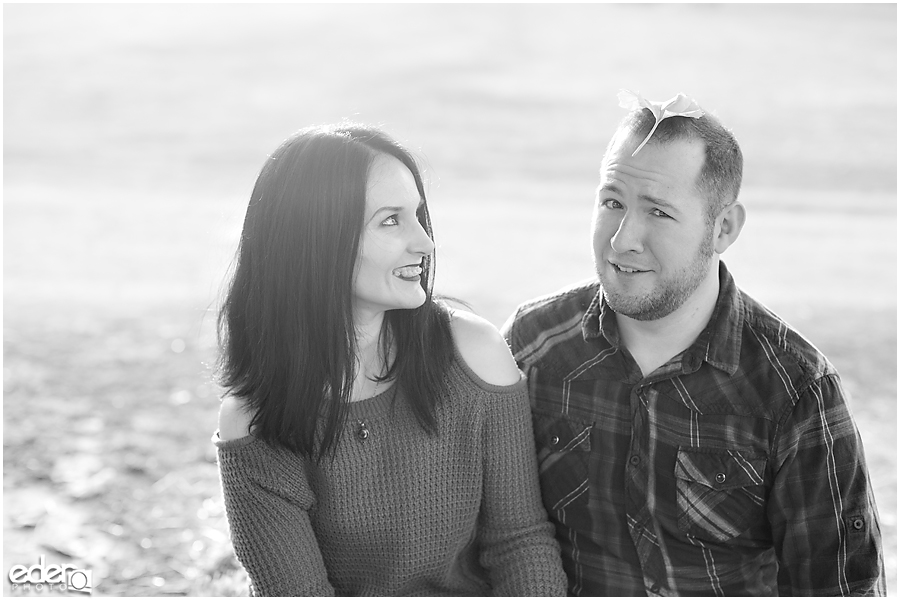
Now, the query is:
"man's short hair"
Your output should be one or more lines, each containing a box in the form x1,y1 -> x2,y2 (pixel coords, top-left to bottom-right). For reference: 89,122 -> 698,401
606,109 -> 744,222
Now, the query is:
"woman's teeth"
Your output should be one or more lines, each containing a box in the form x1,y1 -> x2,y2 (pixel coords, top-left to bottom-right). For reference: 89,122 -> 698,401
393,265 -> 423,278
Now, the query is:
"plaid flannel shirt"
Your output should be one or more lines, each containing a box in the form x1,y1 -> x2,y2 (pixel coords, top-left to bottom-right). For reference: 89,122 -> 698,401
502,262 -> 885,596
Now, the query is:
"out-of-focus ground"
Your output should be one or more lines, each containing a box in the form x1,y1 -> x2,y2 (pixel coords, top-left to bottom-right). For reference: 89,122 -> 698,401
3,4 -> 896,595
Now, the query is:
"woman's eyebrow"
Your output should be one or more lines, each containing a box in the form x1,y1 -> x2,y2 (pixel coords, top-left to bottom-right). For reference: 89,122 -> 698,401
373,205 -> 404,215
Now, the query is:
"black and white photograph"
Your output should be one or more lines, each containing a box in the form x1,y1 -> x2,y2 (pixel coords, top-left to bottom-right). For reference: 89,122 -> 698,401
4,3 -> 895,596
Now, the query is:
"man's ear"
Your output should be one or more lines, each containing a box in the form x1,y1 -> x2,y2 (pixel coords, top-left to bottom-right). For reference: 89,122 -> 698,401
713,201 -> 746,254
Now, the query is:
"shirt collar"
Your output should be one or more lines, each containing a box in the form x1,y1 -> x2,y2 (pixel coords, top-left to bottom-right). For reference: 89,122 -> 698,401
581,289 -> 611,342
690,261 -> 743,375
582,261 -> 743,376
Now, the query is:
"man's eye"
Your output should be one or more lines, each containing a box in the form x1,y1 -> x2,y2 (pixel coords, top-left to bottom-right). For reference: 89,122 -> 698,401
651,209 -> 671,218
381,215 -> 399,226
602,199 -> 623,209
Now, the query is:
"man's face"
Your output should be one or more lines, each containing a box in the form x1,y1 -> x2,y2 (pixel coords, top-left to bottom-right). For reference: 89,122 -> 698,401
591,135 -> 716,321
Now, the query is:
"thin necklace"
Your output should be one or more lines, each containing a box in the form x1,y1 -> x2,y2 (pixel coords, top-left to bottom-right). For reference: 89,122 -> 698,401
353,352 -> 386,401
355,360 -> 384,441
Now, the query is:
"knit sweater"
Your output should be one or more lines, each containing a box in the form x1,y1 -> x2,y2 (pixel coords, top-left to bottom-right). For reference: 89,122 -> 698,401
214,342 -> 567,596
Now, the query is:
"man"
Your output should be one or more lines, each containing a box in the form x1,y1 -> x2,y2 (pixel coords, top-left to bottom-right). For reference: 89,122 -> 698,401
502,92 -> 886,596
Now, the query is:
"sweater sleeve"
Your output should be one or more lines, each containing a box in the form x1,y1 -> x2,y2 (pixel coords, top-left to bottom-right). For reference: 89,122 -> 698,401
215,433 -> 335,597
476,381 -> 568,596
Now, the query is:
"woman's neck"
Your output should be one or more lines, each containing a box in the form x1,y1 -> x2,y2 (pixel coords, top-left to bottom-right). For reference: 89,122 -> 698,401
355,311 -> 385,358
351,310 -> 390,401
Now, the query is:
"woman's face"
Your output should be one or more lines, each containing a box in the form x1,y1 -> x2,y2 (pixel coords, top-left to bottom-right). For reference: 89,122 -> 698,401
352,154 -> 435,323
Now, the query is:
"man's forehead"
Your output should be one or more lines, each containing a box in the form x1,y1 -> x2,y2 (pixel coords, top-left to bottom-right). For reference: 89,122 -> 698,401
599,135 -> 706,198
605,132 -> 704,168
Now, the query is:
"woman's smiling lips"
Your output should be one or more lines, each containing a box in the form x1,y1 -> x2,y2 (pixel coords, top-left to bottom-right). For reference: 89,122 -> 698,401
392,264 -> 423,281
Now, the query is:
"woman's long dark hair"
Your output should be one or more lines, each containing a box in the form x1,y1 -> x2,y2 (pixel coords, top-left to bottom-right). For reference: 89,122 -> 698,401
217,123 -> 453,460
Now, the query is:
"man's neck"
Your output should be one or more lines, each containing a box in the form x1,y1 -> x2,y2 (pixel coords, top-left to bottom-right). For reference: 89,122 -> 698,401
616,268 -> 720,378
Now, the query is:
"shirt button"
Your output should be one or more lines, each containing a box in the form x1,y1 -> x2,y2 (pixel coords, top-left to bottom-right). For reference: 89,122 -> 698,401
550,435 -> 560,446
629,455 -> 641,466
356,421 -> 369,441
650,583 -> 661,594
715,472 -> 726,484
853,518 -> 865,530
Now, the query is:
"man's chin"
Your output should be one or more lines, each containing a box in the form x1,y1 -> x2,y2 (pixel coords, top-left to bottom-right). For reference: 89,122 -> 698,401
603,289 -> 677,322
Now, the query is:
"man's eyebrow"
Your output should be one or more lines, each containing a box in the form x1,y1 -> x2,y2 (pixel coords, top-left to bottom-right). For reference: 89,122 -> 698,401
600,184 -> 678,212
639,193 -> 678,211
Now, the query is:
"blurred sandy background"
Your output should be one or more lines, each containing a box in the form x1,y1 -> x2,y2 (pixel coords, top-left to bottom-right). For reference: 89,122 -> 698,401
4,3 -> 896,595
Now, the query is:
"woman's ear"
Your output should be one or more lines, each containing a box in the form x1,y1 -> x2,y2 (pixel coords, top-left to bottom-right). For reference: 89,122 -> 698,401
714,201 -> 746,255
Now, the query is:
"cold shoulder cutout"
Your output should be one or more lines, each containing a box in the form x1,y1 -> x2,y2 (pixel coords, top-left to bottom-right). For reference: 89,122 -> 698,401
449,309 -> 522,387
217,395 -> 254,442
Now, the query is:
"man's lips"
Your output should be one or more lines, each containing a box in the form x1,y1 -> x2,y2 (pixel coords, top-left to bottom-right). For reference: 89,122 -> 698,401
610,261 -> 650,274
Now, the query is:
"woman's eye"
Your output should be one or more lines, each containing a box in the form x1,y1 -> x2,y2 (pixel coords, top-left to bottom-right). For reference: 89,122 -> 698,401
381,215 -> 399,226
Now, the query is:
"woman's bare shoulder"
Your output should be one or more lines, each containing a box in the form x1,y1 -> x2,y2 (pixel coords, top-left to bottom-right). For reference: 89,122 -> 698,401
448,309 -> 522,386
218,395 -> 254,441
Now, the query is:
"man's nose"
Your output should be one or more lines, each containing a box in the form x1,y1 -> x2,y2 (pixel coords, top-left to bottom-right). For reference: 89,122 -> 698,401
610,212 -> 644,254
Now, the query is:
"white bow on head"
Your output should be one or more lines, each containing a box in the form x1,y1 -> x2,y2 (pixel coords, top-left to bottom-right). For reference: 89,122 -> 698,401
617,89 -> 705,156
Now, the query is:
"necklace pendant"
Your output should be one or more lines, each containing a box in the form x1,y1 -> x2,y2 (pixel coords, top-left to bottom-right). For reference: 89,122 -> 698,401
355,419 -> 369,442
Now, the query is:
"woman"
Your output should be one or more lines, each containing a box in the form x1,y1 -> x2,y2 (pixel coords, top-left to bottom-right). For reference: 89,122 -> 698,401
214,123 -> 566,596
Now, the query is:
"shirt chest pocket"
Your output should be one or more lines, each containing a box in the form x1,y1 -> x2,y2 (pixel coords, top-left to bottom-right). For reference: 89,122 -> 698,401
532,412 -> 593,514
674,447 -> 767,543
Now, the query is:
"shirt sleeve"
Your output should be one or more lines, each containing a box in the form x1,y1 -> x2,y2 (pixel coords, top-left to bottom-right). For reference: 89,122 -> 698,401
769,374 -> 886,596
478,383 -> 568,596
215,434 -> 335,596
499,309 -> 517,346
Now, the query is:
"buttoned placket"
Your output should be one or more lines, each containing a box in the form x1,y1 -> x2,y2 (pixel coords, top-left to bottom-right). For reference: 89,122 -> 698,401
624,360 -> 692,596
594,300 -> 703,596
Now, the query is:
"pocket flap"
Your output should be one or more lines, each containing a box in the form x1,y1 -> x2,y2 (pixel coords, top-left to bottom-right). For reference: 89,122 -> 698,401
675,447 -> 766,491
532,412 -> 592,453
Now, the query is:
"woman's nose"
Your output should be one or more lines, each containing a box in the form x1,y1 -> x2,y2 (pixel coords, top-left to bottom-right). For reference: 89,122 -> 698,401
410,219 -> 435,256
